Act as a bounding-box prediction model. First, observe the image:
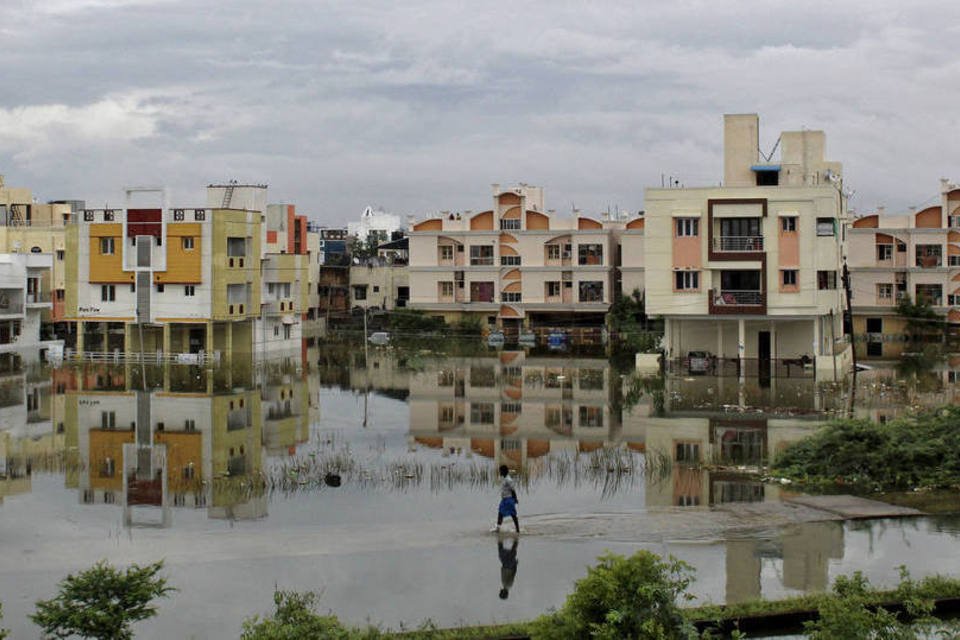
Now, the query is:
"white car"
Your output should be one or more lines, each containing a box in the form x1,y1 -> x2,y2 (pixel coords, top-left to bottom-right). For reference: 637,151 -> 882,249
368,332 -> 390,346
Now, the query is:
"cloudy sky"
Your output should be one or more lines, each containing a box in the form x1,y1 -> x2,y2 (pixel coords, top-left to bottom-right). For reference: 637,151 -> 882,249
1,0 -> 958,224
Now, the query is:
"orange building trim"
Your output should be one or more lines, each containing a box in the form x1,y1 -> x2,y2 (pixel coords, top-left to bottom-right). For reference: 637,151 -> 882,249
414,219 -> 442,231
469,211 -> 494,230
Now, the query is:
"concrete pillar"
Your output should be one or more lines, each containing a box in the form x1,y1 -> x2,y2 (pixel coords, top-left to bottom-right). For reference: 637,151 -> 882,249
123,324 -> 133,354
76,320 -> 85,355
738,318 -> 746,383
100,323 -> 109,353
162,324 -> 171,391
664,318 -> 673,362
813,316 -> 821,358
770,321 -> 777,362
716,321 -> 723,361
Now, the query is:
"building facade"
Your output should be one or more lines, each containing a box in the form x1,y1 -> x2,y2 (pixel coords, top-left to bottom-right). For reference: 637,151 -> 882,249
347,206 -> 402,245
408,184 -> 626,332
848,179 -> 960,358
644,114 -> 849,381
64,185 -> 307,361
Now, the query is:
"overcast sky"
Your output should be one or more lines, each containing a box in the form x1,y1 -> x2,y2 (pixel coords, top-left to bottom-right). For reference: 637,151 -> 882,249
0,0 -> 958,225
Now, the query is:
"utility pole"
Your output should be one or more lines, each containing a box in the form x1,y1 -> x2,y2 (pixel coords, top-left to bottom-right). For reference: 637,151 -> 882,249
842,260 -> 857,372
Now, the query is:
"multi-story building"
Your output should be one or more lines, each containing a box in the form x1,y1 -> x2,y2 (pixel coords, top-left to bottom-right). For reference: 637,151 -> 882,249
0,253 -> 61,364
644,114 -> 850,381
408,184 -> 624,332
0,176 -> 74,334
848,179 -> 960,358
348,206 -> 402,245
64,184 -> 307,361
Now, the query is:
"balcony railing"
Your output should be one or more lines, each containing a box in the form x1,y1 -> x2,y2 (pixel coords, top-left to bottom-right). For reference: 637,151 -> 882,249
715,290 -> 762,305
715,236 -> 764,252
26,292 -> 51,304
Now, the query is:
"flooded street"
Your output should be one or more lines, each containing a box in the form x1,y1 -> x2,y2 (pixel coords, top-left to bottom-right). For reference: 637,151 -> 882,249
1,343 -> 958,638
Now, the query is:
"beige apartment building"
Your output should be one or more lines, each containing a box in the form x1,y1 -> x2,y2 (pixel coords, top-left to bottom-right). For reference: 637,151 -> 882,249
645,114 -> 850,381
848,179 -> 960,359
408,184 -> 634,333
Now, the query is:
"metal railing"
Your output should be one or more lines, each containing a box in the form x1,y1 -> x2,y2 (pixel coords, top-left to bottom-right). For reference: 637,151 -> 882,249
715,290 -> 762,305
61,349 -> 221,365
715,236 -> 764,252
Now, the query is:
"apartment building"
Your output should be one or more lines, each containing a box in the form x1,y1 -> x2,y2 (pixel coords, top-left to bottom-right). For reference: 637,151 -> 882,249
0,176 -> 74,331
645,114 -> 850,381
848,179 -> 960,358
0,253 -> 61,363
64,185 -> 308,361
408,184 -> 625,331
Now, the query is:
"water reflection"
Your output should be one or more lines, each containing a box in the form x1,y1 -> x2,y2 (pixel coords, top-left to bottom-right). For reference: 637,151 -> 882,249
1,359 -> 309,526
498,536 -> 519,600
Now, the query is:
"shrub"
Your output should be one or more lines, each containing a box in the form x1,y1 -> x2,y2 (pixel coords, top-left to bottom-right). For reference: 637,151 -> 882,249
241,591 -> 381,640
30,560 -> 172,640
530,551 -> 697,640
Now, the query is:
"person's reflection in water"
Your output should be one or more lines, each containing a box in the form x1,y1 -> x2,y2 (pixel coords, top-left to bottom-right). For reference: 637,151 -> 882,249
498,536 -> 519,600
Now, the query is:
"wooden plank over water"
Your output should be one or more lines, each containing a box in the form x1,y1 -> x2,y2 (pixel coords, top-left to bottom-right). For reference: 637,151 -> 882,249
784,495 -> 924,519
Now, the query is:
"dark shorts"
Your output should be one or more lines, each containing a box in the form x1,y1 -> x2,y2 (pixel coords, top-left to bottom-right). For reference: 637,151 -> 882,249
498,496 -> 517,518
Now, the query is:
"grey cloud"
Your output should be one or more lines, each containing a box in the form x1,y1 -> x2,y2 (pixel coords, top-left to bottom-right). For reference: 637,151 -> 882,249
0,0 -> 958,221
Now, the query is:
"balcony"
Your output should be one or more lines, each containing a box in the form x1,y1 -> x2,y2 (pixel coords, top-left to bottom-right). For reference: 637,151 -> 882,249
714,236 -> 764,252
26,292 -> 51,307
709,288 -> 766,315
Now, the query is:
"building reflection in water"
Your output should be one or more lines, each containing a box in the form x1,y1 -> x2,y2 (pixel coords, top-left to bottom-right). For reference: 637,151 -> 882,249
1,357 -> 311,527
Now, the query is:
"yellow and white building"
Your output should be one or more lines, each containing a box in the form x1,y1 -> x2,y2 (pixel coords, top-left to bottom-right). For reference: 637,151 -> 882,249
644,114 -> 850,380
408,184 -> 626,332
64,185 -> 309,361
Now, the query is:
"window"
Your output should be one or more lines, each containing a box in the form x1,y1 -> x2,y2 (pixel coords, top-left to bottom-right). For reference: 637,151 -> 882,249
950,215 -> 960,229
817,271 -> 837,290
273,325 -> 280,337
675,442 -> 700,463
877,244 -> 893,261
916,244 -> 942,268
916,284 -> 943,306
372,285 -> 380,293
185,285 -> 195,296
439,245 -> 454,261
353,285 -> 367,300
867,341 -> 883,357
546,281 -> 561,297
439,405 -> 455,423
877,283 -> 893,300
182,237 -> 195,250
674,271 -> 699,291
469,281 -> 495,303
780,216 -> 797,232
283,324 -> 291,339
950,256 -> 960,267
578,244 -> 603,265
56,249 -> 65,260
781,270 -> 798,287
816,218 -> 835,236
502,292 -> 522,303
579,406 -> 604,427
56,289 -> 65,300
675,218 -> 699,237
500,218 -> 520,230
185,419 -> 196,431
469,245 -> 494,266
866,317 -> 883,333
501,402 -> 522,415
156,284 -> 164,293
99,237 -> 115,254
100,285 -> 115,301
101,411 -> 116,429
578,281 -> 604,302
470,402 -> 494,424
439,281 -> 454,298
546,244 -> 561,260
500,255 -> 521,266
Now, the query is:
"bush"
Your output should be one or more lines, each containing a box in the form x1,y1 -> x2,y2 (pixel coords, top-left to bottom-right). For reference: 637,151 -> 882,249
241,591 -> 381,640
388,310 -> 445,335
774,407 -> 960,491
31,560 -> 172,640
530,551 -> 697,640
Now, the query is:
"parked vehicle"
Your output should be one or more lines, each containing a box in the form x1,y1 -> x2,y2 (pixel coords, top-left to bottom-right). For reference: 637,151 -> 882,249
368,331 -> 390,346
518,331 -> 537,346
548,331 -> 568,350
487,331 -> 506,348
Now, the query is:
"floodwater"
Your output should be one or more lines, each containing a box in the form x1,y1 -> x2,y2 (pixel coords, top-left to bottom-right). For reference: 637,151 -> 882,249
0,343 -> 958,638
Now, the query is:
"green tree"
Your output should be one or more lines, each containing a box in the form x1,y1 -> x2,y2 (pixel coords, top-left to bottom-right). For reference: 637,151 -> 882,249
607,289 -> 661,354
31,560 -> 172,640
241,591 -> 379,640
895,295 -> 945,343
531,551 -> 697,640
1,601 -> 8,640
